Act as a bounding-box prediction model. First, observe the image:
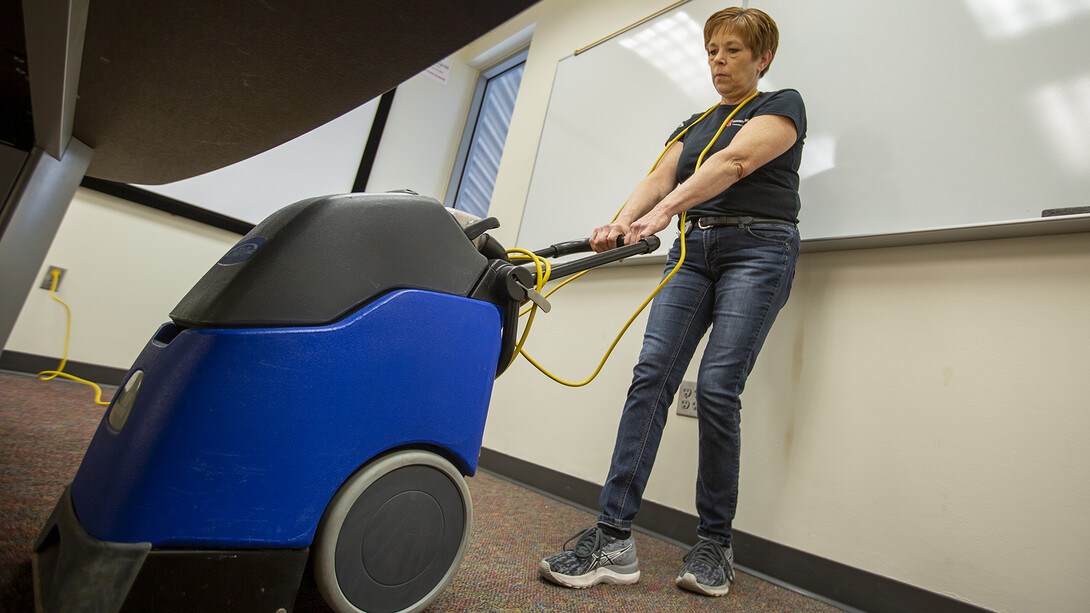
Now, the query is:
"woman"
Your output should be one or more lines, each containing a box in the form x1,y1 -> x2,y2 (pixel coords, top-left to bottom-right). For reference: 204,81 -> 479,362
539,7 -> 805,598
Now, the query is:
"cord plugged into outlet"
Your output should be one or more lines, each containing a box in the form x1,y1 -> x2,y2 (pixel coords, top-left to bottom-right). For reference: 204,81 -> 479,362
40,266 -> 67,291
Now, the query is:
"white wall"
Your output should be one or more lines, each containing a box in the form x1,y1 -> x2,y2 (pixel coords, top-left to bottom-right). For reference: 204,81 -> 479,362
364,68 -> 475,201
6,1 -> 1089,611
135,99 -> 380,225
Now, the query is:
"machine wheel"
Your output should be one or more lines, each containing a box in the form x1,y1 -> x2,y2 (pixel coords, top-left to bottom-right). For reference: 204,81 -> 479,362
313,450 -> 473,613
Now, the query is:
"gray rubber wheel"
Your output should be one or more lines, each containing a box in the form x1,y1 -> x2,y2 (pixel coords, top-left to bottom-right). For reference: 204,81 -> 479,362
313,450 -> 473,613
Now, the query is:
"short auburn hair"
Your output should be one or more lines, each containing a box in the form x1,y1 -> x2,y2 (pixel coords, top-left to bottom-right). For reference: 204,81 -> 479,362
703,7 -> 780,78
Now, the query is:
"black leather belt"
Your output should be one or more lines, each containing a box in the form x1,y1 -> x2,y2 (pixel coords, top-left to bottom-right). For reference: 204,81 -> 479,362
682,215 -> 796,233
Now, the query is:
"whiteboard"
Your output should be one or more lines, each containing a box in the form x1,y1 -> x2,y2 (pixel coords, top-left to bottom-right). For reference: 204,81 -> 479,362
516,0 -> 1090,251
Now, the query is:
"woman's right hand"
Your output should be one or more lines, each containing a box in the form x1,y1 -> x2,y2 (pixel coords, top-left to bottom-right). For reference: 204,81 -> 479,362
589,222 -> 630,252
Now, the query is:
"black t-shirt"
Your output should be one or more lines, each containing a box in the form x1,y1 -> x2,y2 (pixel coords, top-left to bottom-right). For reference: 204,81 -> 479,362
668,89 -> 806,223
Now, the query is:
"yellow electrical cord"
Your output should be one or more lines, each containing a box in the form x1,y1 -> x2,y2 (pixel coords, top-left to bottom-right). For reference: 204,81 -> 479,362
504,248 -> 552,356
37,269 -> 112,405
508,91 -> 760,386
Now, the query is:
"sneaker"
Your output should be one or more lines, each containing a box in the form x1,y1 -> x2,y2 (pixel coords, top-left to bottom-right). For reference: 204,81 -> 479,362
539,526 -> 640,588
675,538 -> 735,596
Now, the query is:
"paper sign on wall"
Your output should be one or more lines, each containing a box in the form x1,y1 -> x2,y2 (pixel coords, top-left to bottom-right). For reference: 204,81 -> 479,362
424,60 -> 451,86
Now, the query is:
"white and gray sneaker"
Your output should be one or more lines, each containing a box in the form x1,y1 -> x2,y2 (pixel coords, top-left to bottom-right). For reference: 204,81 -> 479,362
675,538 -> 735,596
539,526 -> 640,588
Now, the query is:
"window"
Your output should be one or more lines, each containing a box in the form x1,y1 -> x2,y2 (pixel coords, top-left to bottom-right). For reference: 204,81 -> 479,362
446,51 -> 527,217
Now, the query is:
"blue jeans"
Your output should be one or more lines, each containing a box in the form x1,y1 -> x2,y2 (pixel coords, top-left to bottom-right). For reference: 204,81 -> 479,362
597,222 -> 800,545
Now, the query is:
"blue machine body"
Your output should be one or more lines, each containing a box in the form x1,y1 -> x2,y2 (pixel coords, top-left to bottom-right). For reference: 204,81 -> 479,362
70,289 -> 501,547
33,193 -> 660,612
33,194 -> 558,612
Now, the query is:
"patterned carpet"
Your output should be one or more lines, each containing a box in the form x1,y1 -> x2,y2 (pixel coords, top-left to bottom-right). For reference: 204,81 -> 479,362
0,370 -> 838,612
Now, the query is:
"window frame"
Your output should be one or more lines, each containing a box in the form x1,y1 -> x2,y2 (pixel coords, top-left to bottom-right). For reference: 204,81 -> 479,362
444,49 -> 529,212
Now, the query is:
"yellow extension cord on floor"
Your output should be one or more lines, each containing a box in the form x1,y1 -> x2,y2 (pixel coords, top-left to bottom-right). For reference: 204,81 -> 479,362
507,92 -> 757,386
38,268 -> 111,406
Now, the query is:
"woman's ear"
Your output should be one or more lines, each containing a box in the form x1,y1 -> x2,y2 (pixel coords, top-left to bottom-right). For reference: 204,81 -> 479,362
758,50 -> 773,73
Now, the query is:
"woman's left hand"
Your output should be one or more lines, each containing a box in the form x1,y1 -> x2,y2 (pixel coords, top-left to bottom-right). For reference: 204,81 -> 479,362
626,206 -> 672,244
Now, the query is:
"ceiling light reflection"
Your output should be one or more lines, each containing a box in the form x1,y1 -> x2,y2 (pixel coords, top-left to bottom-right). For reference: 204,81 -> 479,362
618,12 -> 708,103
798,135 -> 837,180
963,0 -> 1090,38
1032,74 -> 1090,175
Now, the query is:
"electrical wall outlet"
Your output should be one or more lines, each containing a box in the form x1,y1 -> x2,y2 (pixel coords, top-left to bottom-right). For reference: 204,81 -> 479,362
39,266 -> 66,291
676,380 -> 697,418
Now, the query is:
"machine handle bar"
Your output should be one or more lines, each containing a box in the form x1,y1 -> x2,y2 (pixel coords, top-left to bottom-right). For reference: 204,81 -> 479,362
529,236 -> 661,282
532,234 -> 638,258
532,239 -> 593,258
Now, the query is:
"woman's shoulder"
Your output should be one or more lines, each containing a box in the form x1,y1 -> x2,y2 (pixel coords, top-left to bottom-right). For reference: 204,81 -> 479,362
753,89 -> 806,120
752,89 -> 806,137
758,88 -> 804,106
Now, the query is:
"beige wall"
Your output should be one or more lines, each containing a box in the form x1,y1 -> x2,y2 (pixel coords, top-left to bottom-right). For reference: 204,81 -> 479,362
6,1 -> 1089,611
482,230 -> 1090,613
5,188 -> 239,367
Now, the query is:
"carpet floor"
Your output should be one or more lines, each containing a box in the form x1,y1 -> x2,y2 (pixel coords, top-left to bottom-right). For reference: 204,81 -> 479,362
0,370 -> 839,612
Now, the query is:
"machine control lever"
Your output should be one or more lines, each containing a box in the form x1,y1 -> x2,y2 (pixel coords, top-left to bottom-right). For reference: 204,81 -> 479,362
490,262 -> 551,312
515,280 -> 551,313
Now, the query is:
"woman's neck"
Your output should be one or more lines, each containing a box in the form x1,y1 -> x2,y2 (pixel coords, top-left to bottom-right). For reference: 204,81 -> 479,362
721,85 -> 759,106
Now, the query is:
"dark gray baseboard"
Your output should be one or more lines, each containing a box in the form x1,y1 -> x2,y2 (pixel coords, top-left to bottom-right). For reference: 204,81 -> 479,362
0,350 -> 127,386
477,448 -> 992,613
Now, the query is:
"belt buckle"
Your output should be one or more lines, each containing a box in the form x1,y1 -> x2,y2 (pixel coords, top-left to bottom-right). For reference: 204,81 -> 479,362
697,217 -> 713,230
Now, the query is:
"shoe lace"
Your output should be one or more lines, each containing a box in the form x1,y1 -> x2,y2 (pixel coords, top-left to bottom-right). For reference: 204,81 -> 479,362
564,527 -> 603,558
684,539 -> 735,583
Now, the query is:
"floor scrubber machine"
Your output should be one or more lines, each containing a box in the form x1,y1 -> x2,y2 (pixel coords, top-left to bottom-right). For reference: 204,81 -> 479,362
32,192 -> 659,613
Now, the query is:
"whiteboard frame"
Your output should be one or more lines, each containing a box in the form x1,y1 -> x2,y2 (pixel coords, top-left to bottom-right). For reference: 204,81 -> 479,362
575,213 -> 1090,271
515,0 -> 1090,258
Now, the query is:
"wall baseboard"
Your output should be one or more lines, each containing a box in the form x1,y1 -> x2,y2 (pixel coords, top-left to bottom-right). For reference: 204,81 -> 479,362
0,350 -> 127,386
477,448 -> 992,613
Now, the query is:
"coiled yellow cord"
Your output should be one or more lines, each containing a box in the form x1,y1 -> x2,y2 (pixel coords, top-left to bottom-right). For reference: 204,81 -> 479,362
37,269 -> 112,405
504,248 -> 552,359
508,91 -> 759,386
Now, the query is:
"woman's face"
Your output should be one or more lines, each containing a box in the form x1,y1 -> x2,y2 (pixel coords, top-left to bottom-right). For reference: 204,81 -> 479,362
706,27 -> 768,103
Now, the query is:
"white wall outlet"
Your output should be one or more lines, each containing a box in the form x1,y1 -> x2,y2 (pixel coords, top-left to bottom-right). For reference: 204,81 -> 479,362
676,380 -> 697,418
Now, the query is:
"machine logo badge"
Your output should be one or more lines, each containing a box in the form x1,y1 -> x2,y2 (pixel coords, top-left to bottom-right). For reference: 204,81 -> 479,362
218,237 -> 267,265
